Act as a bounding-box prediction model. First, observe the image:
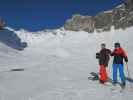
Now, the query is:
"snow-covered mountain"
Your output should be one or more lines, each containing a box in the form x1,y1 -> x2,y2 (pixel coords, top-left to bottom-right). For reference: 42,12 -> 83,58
0,24 -> 133,100
0,1 -> 133,100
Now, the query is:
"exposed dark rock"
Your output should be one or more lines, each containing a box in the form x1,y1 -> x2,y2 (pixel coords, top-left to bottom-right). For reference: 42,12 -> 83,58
64,0 -> 133,33
124,0 -> 133,11
64,14 -> 95,33
0,18 -> 6,30
95,11 -> 113,32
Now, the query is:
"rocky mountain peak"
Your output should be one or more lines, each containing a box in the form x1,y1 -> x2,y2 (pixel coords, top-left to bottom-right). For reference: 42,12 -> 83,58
64,0 -> 133,33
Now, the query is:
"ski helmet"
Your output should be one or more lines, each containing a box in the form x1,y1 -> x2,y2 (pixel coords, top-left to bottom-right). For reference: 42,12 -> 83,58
101,43 -> 106,49
114,42 -> 121,48
101,43 -> 106,47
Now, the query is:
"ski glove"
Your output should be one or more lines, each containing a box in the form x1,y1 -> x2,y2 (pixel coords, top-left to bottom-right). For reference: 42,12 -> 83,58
96,53 -> 100,59
124,57 -> 128,63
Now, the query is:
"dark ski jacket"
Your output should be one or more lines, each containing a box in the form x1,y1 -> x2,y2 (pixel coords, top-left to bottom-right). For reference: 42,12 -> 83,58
111,47 -> 128,64
96,48 -> 111,67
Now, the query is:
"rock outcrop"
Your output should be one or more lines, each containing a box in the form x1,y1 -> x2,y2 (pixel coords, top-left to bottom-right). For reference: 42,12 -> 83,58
64,0 -> 133,33
64,14 -> 95,33
0,18 -> 6,29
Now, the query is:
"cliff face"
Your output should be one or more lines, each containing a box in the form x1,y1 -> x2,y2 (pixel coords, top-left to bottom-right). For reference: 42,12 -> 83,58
64,15 -> 95,33
64,0 -> 133,33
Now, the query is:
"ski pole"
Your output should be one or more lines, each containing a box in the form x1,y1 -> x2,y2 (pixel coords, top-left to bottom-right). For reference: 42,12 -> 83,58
126,63 -> 133,89
126,63 -> 130,78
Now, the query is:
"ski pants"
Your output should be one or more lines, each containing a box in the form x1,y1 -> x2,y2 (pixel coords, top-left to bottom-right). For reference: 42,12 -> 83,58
113,64 -> 125,83
99,65 -> 108,82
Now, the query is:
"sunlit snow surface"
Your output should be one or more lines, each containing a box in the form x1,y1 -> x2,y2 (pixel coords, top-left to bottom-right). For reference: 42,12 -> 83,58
0,27 -> 133,100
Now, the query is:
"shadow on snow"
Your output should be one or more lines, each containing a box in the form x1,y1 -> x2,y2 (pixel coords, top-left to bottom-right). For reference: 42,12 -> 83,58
0,29 -> 27,50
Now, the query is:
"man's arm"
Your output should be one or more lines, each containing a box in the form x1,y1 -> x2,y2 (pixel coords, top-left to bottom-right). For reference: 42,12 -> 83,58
111,49 -> 116,56
122,49 -> 128,63
107,49 -> 112,56
124,57 -> 128,63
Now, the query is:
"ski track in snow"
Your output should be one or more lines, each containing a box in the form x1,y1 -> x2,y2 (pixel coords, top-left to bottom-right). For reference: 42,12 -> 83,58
0,27 -> 133,100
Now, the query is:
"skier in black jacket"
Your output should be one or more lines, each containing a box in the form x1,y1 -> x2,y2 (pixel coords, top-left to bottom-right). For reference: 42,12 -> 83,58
96,43 -> 111,83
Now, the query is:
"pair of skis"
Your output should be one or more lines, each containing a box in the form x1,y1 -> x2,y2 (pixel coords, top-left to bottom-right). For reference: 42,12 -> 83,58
88,72 -> 126,93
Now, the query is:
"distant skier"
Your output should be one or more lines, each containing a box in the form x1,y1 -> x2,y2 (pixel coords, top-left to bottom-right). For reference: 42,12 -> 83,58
111,42 -> 128,88
96,43 -> 111,84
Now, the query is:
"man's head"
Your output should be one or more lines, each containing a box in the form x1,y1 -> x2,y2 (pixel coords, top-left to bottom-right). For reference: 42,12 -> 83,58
114,42 -> 121,48
101,43 -> 106,49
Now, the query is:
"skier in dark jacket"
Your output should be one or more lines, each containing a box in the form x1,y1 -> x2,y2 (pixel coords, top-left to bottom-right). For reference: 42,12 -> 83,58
96,43 -> 111,83
111,42 -> 128,88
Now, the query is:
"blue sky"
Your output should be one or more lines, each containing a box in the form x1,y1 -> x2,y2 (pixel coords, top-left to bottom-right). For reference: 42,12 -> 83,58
0,0 -> 123,31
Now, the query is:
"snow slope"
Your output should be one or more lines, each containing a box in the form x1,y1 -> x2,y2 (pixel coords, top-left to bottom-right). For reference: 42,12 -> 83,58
0,26 -> 133,100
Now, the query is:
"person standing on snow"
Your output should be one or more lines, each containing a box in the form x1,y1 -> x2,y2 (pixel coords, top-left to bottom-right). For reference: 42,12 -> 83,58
111,42 -> 128,88
96,43 -> 111,84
